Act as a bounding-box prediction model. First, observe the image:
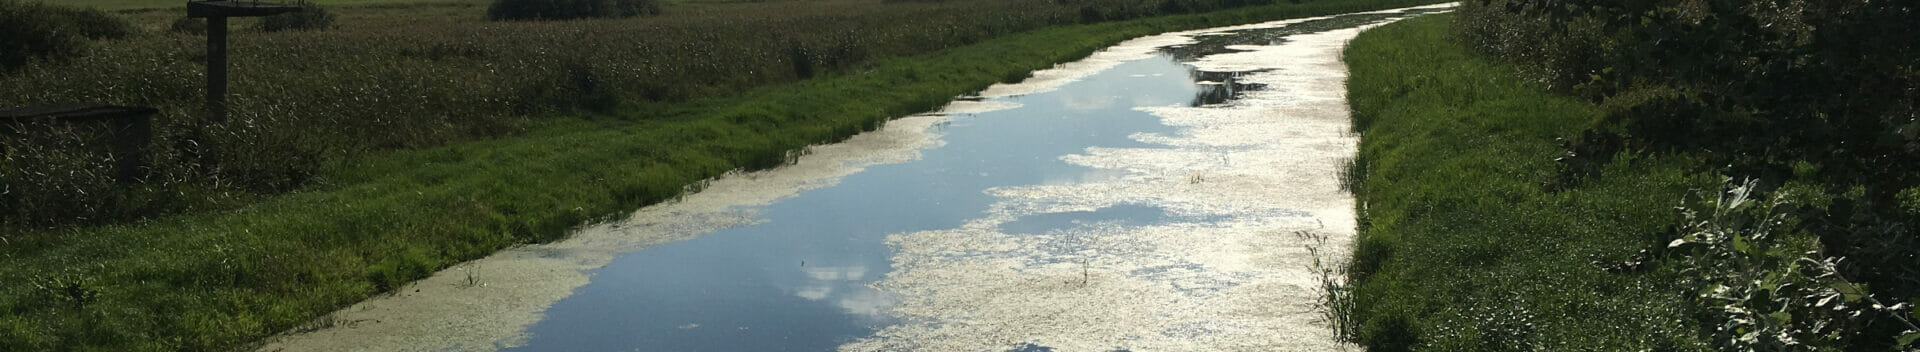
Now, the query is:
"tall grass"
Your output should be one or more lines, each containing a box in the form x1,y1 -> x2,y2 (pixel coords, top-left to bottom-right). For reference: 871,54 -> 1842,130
0,0 -> 1452,350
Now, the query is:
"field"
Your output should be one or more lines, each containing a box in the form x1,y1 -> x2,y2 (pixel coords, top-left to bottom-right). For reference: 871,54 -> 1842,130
0,0 -> 1448,350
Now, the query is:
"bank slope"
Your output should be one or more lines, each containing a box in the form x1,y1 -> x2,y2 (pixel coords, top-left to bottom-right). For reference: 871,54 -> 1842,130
1340,14 -> 1716,350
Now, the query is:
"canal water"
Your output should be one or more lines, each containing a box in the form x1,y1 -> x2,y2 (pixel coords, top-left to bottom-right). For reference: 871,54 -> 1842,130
253,5 -> 1451,352
503,7 -> 1444,352
510,54 -> 1199,352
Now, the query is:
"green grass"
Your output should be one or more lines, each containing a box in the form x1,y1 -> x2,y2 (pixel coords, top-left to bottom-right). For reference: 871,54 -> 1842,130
1341,14 -> 1717,351
0,1 -> 1446,350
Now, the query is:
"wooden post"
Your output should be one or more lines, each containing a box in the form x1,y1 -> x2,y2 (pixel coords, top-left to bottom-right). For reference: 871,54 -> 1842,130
206,16 -> 228,123
187,1 -> 300,124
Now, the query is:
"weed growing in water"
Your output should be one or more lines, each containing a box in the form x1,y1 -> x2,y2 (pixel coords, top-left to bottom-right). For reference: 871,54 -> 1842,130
1298,229 -> 1358,343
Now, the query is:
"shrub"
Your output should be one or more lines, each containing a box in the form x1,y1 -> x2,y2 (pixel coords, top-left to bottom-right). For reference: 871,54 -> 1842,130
1666,179 -> 1920,350
1077,6 -> 1105,23
55,6 -> 134,40
486,0 -> 662,21
0,0 -> 89,71
256,1 -> 335,32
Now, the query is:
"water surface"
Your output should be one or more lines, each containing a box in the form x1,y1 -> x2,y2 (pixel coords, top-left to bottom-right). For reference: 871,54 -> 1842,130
511,56 -> 1205,351
506,8 -> 1441,351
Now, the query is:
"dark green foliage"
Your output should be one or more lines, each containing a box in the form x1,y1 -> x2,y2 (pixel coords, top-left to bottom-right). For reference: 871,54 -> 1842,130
789,43 -> 815,78
1455,0 -> 1920,348
0,0 -> 92,71
1661,179 -> 1920,350
486,0 -> 662,21
1158,0 -> 1192,14
256,1 -> 335,32
1078,6 -> 1106,24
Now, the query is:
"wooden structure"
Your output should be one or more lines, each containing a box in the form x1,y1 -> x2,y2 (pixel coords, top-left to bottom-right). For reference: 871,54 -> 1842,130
0,105 -> 158,181
186,1 -> 301,123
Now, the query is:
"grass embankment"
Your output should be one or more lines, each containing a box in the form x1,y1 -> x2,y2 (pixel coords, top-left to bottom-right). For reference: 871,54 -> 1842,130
0,0 -> 1446,350
1341,15 -> 1717,350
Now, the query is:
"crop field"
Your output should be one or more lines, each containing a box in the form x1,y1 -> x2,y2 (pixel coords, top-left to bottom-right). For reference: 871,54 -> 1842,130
4,0 -> 1279,233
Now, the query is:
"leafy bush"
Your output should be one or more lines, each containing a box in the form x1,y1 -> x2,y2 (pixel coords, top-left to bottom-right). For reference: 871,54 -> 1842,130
256,1 -> 335,32
0,1 -> 135,71
486,0 -> 663,21
1078,6 -> 1106,23
1666,179 -> 1920,350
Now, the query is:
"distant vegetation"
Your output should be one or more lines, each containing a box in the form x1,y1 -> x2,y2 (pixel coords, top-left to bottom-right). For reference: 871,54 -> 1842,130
1345,1 -> 1920,350
0,0 -> 132,71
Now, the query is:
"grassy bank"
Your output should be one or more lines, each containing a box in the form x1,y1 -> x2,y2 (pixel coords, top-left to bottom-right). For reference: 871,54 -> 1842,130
1340,14 -> 1718,350
0,1 -> 1445,350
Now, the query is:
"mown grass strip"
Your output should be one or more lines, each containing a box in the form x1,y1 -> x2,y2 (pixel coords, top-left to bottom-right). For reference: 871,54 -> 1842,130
1341,14 -> 1717,350
0,1 -> 1444,350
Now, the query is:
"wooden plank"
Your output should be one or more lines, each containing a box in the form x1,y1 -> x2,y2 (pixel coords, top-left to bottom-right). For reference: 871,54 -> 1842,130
187,1 -> 302,18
